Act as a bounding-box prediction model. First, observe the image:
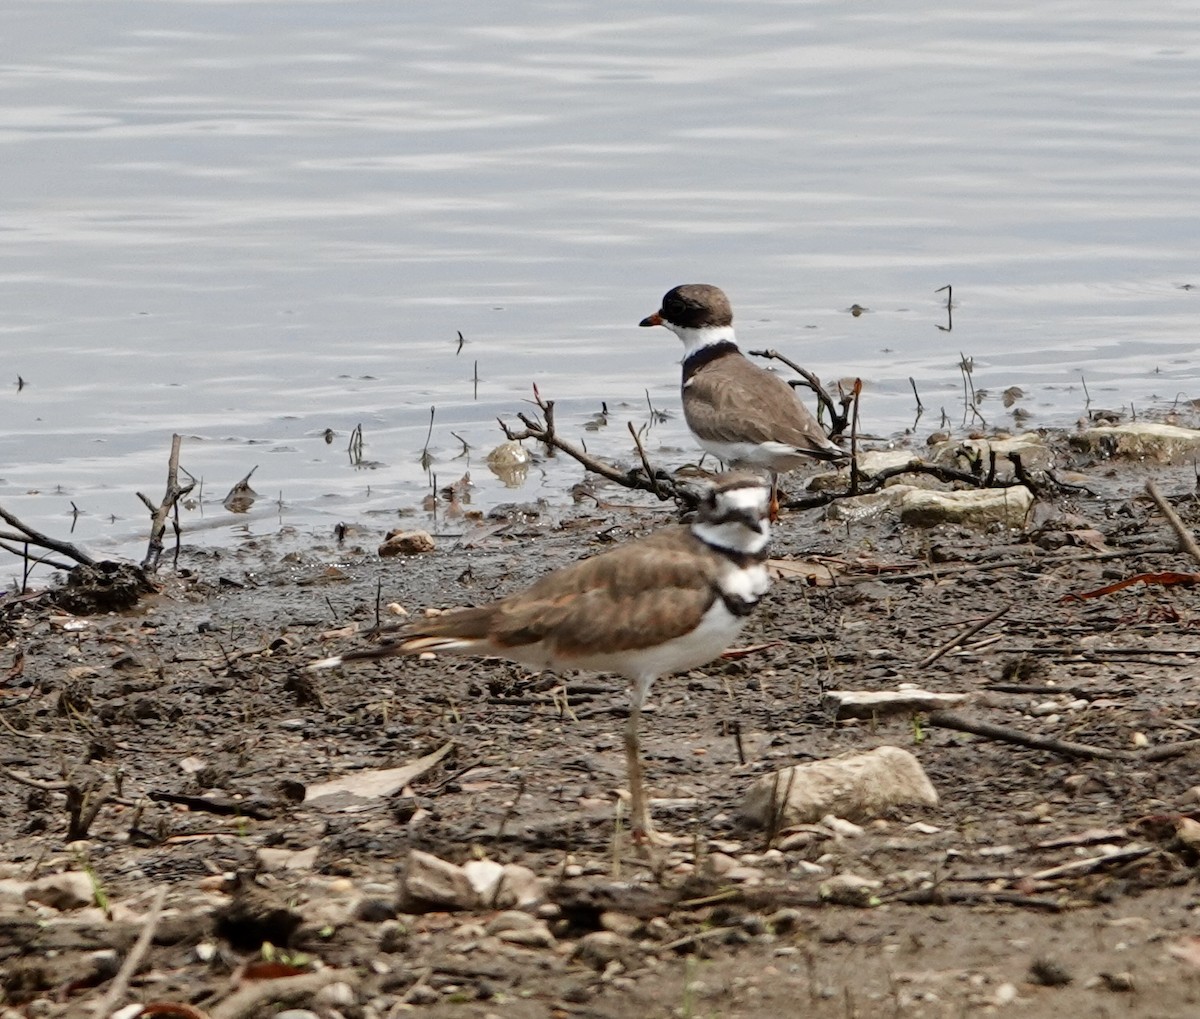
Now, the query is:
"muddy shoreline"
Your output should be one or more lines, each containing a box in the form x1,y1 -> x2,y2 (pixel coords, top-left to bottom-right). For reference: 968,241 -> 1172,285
3,427 -> 1200,1018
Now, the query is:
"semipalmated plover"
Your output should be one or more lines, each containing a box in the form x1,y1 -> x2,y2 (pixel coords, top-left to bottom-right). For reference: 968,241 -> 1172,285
640,284 -> 846,503
309,473 -> 773,845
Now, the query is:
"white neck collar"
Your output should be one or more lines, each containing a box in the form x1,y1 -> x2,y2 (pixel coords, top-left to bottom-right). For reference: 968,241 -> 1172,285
666,323 -> 738,361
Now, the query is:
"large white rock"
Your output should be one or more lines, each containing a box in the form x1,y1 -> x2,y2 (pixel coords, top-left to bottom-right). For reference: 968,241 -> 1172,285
898,485 -> 1034,528
827,484 -> 1034,528
742,746 -> 939,829
1071,422 -> 1200,463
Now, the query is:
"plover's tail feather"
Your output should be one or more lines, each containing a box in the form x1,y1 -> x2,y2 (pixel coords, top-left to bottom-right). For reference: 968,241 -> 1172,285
306,633 -> 484,671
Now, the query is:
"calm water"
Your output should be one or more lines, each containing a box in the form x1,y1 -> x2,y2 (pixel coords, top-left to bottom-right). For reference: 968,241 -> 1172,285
2,1 -> 1198,573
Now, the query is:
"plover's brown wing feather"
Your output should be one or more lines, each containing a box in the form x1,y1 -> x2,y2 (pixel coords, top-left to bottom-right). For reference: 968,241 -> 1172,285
488,528 -> 721,656
685,356 -> 839,457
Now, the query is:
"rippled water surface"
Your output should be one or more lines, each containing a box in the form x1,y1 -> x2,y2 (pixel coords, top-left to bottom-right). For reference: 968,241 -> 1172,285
2,1 -> 1198,569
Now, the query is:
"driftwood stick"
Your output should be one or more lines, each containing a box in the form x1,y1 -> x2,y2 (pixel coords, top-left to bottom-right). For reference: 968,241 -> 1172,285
138,433 -> 195,572
918,602 -> 1012,667
0,506 -> 95,566
90,885 -> 168,1019
1145,480 -> 1200,567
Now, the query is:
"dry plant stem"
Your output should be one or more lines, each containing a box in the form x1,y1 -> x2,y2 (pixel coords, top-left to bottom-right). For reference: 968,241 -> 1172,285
1145,479 -> 1200,567
210,969 -> 353,1019
918,602 -> 1012,667
90,884 -> 167,1019
0,506 -> 95,566
138,433 -> 195,572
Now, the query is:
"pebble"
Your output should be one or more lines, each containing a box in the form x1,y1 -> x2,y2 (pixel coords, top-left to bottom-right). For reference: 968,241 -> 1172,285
485,910 -> 556,948
705,852 -> 738,876
574,930 -> 631,970
315,982 -> 357,1007
600,911 -> 643,938
992,982 -> 1019,1006
406,985 -> 441,1005
778,830 -> 816,851
354,897 -> 398,922
822,815 -> 866,838
818,873 -> 882,907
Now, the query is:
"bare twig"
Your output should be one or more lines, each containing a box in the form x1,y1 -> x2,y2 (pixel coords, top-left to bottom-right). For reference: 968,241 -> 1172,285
746,348 -> 847,436
929,711 -> 1200,763
918,602 -> 1012,667
138,434 -> 195,572
1145,480 -> 1200,567
909,376 -> 925,413
848,378 -> 863,495
90,885 -> 167,1019
499,387 -> 689,505
1024,846 -> 1153,883
928,711 -> 1126,760
0,507 -> 94,566
627,421 -> 667,498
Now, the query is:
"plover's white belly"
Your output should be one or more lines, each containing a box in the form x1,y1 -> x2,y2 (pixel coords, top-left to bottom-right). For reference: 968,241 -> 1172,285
695,436 -> 809,472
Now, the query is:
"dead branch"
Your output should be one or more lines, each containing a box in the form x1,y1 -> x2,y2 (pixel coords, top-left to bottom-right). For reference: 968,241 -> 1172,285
1145,479 -> 1200,567
889,887 -> 1064,911
498,387 -> 691,505
137,433 -> 195,572
1022,846 -> 1153,883
90,884 -> 168,1019
929,710 -> 1128,760
746,348 -> 847,435
928,711 -> 1200,763
0,506 -> 95,567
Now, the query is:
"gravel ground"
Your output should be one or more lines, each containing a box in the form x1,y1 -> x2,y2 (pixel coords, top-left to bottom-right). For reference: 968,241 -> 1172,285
3,436 -> 1200,1018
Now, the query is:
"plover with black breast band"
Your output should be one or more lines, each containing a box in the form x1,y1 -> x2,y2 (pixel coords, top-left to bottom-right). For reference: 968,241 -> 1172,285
309,472 -> 773,845
640,283 -> 847,511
